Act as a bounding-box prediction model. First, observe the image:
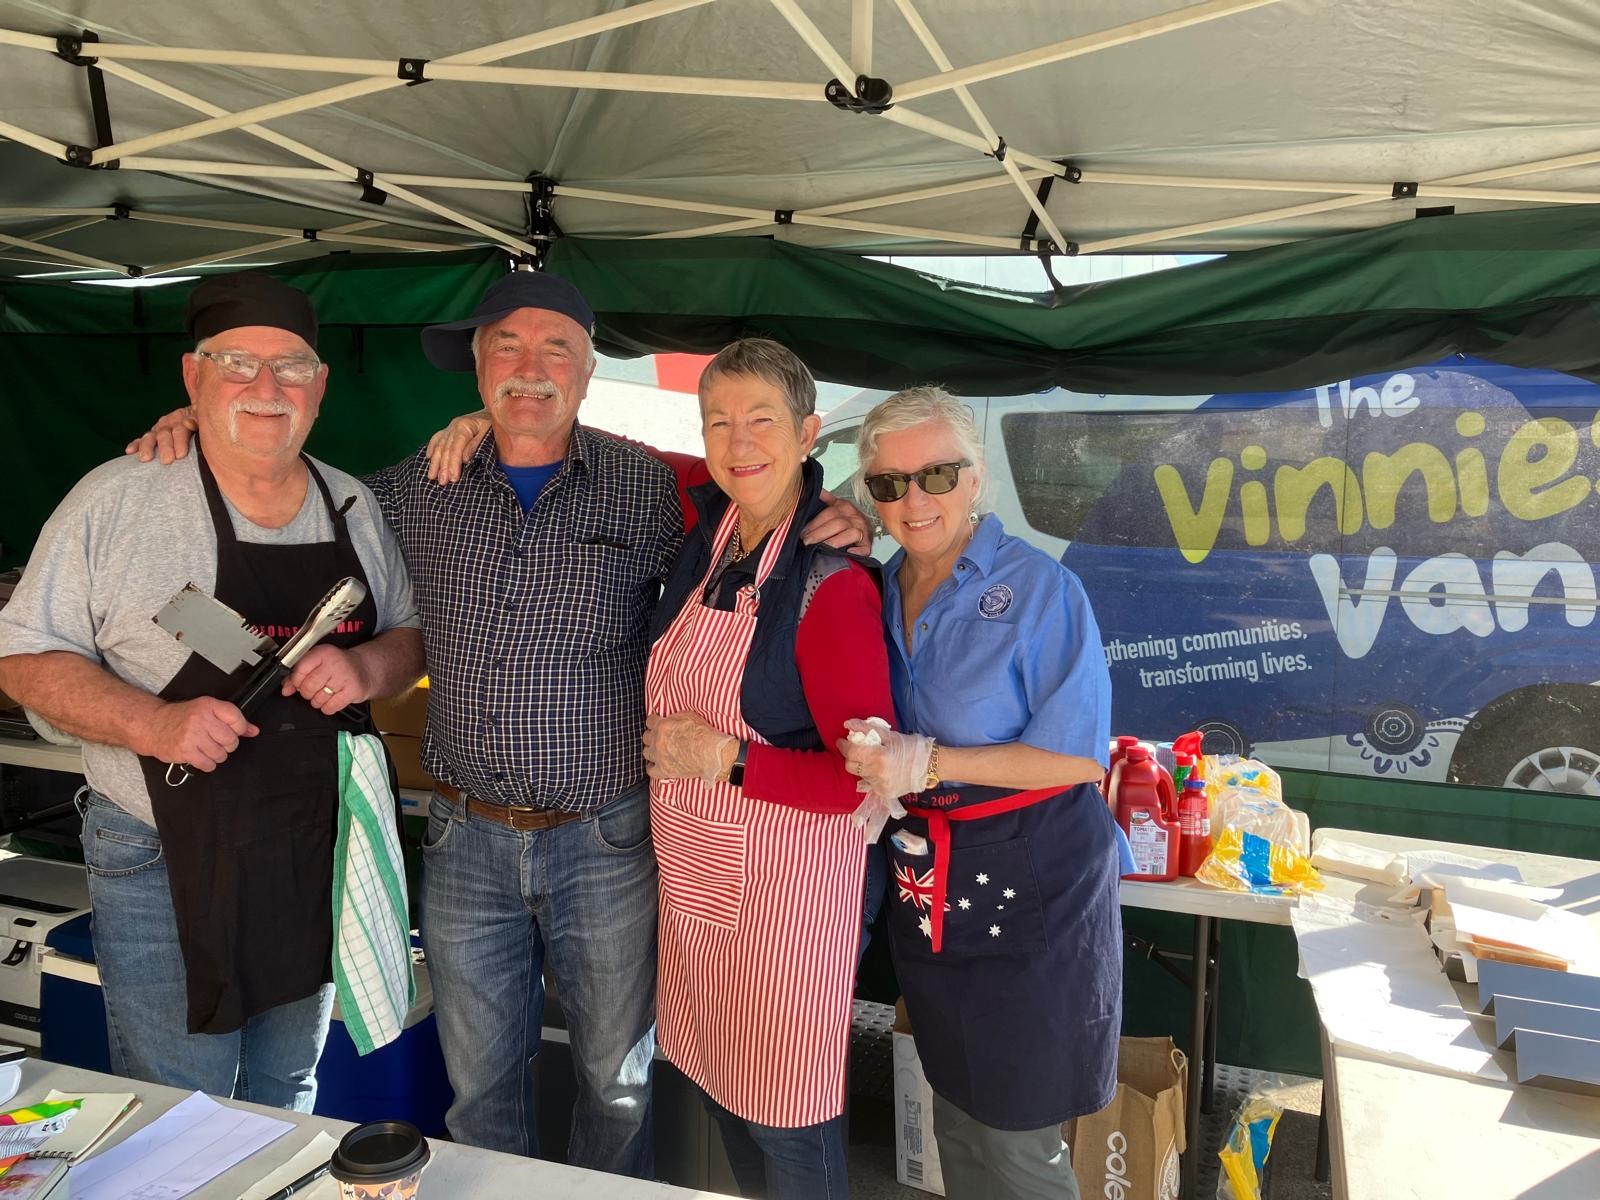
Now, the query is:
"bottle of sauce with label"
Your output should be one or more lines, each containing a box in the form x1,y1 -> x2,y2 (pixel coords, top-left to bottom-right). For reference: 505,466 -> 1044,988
1177,771 -> 1213,877
1115,745 -> 1179,882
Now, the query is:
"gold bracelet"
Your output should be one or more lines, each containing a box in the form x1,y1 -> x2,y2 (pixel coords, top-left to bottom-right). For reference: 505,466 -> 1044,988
922,741 -> 941,791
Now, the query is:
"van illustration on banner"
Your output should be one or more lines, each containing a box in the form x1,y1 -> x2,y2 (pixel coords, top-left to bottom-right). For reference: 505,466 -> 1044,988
813,357 -> 1600,795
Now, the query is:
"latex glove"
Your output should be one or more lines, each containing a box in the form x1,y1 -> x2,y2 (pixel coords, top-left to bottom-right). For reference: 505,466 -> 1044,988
839,718 -> 934,802
850,793 -> 906,843
845,718 -> 905,841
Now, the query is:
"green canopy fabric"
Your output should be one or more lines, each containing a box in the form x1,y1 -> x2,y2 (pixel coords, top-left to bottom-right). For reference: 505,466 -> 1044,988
7,204 -> 1600,569
550,204 -> 1600,395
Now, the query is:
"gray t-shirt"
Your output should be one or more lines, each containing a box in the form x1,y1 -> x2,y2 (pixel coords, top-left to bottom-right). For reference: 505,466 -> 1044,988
0,453 -> 420,826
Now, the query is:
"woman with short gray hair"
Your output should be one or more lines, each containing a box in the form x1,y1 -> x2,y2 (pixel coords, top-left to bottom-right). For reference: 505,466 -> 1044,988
842,384 -> 1124,1200
641,338 -> 894,1200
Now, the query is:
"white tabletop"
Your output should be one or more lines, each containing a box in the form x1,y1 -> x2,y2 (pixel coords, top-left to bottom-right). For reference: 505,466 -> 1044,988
1311,827 -> 1600,1200
0,735 -> 82,774
14,1058 -> 728,1198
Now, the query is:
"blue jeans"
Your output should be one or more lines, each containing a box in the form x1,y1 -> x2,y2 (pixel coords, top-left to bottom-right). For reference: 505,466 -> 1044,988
695,1081 -> 849,1200
78,791 -> 334,1112
420,784 -> 657,1176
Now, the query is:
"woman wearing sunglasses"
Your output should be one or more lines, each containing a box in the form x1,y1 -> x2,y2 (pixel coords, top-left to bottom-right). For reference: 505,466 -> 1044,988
841,386 -> 1123,1200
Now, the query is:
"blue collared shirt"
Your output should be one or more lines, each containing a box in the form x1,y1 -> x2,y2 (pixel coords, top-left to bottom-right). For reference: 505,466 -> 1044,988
883,513 -> 1112,775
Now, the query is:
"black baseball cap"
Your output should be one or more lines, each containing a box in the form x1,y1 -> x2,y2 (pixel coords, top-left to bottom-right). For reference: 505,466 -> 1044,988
184,272 -> 318,350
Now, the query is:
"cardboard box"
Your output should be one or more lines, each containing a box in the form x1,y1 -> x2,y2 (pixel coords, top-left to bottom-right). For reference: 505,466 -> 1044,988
894,1009 -> 1187,1200
1065,1037 -> 1187,1200
383,734 -> 432,791
372,678 -> 429,737
892,999 -> 945,1195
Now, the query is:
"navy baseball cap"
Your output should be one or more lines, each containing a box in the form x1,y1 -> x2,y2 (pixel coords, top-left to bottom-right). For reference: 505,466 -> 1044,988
422,270 -> 595,372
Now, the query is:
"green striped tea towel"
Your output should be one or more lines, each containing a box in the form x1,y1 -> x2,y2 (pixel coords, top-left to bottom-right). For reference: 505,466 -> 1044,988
333,732 -> 415,1055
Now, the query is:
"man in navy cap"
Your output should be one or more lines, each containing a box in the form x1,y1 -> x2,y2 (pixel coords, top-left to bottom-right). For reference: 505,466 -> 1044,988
380,270 -> 673,1173
1,273 -> 424,1111
130,267 -> 868,1175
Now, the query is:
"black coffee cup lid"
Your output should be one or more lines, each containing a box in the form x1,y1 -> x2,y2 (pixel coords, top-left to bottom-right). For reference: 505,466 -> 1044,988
329,1120 -> 431,1181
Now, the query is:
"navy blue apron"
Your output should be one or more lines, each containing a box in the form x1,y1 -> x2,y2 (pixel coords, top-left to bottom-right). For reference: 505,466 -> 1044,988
137,450 -> 379,1036
886,781 -> 1123,1130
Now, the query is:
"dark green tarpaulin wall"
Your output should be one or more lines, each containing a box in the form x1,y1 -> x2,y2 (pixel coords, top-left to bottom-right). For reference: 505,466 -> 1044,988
10,205 -> 1600,565
551,205 -> 1600,395
0,251 -> 504,570
5,211 -> 1600,1074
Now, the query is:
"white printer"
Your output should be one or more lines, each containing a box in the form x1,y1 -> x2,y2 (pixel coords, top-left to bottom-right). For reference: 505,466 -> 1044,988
0,857 -> 89,1046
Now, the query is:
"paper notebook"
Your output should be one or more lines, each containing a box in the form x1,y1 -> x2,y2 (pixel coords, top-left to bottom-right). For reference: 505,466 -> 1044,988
31,1091 -> 140,1163
0,1156 -> 68,1199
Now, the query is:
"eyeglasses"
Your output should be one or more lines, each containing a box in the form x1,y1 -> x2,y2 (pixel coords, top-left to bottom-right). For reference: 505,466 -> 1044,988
195,350 -> 323,387
862,460 -> 971,503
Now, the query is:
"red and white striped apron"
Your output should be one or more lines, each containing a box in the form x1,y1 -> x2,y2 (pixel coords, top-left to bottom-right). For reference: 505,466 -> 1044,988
645,502 -> 867,1127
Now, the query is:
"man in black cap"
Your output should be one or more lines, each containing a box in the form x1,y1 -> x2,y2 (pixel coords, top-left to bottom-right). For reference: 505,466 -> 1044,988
128,268 -> 868,1175
0,273 -> 425,1111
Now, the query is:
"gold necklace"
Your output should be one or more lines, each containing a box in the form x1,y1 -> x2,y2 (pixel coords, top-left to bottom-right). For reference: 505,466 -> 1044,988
728,521 -> 750,562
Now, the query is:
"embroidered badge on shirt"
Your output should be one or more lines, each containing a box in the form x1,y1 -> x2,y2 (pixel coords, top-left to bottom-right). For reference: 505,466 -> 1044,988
977,584 -> 1013,618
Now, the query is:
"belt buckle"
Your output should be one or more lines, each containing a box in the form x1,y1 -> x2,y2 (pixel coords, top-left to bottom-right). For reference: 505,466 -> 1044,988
505,804 -> 547,832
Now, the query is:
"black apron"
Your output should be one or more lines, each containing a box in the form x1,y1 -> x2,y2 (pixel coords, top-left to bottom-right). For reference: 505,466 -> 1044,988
138,450 -> 379,1036
886,781 -> 1123,1130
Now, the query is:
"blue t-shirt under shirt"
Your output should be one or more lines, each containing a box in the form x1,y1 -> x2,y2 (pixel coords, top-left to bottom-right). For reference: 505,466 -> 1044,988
501,462 -> 560,513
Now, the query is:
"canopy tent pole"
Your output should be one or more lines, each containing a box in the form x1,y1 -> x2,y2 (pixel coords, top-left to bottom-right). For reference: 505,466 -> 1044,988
18,216 -> 107,242
147,236 -> 329,277
1445,148 -> 1600,185
852,0 -> 873,76
640,218 -> 773,239
1079,195 -> 1377,254
143,218 -> 386,276
793,212 -> 1048,253
891,0 -> 1072,253
0,120 -> 70,161
0,208 -> 119,220
117,157 -> 349,182
553,186 -> 769,221
88,64 -> 538,255
11,30 -> 821,102
542,183 -> 1049,250
808,169 -> 1049,216
1080,170 -> 1600,206
124,209 -> 474,252
892,0 -> 1287,102
766,0 -> 856,84
768,0 -> 1074,250
1080,147 -> 1600,253
0,230 -> 128,274
85,0 -> 718,166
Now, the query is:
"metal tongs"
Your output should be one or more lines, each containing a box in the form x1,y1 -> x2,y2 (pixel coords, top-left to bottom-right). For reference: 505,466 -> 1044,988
154,576 -> 368,785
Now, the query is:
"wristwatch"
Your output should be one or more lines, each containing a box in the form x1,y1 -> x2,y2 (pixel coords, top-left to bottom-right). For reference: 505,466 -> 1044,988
727,739 -> 748,789
922,741 -> 941,791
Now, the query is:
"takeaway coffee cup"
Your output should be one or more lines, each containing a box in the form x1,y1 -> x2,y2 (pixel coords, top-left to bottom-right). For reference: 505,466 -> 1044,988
329,1120 -> 431,1199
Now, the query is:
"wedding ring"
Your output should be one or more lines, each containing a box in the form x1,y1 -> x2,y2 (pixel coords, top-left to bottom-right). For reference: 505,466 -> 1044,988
322,686 -> 335,695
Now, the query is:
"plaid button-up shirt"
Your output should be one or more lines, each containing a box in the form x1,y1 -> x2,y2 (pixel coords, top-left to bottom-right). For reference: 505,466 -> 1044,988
367,424 -> 683,813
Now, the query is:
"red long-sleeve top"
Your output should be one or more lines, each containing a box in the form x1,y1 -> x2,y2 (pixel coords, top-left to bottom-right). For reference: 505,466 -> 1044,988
643,442 -> 893,811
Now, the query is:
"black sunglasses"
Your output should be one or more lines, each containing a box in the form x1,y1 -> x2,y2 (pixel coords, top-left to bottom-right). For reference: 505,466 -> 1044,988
862,460 -> 972,503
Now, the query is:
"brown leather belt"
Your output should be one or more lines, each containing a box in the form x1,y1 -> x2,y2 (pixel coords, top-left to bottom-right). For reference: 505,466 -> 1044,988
434,781 -> 585,833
